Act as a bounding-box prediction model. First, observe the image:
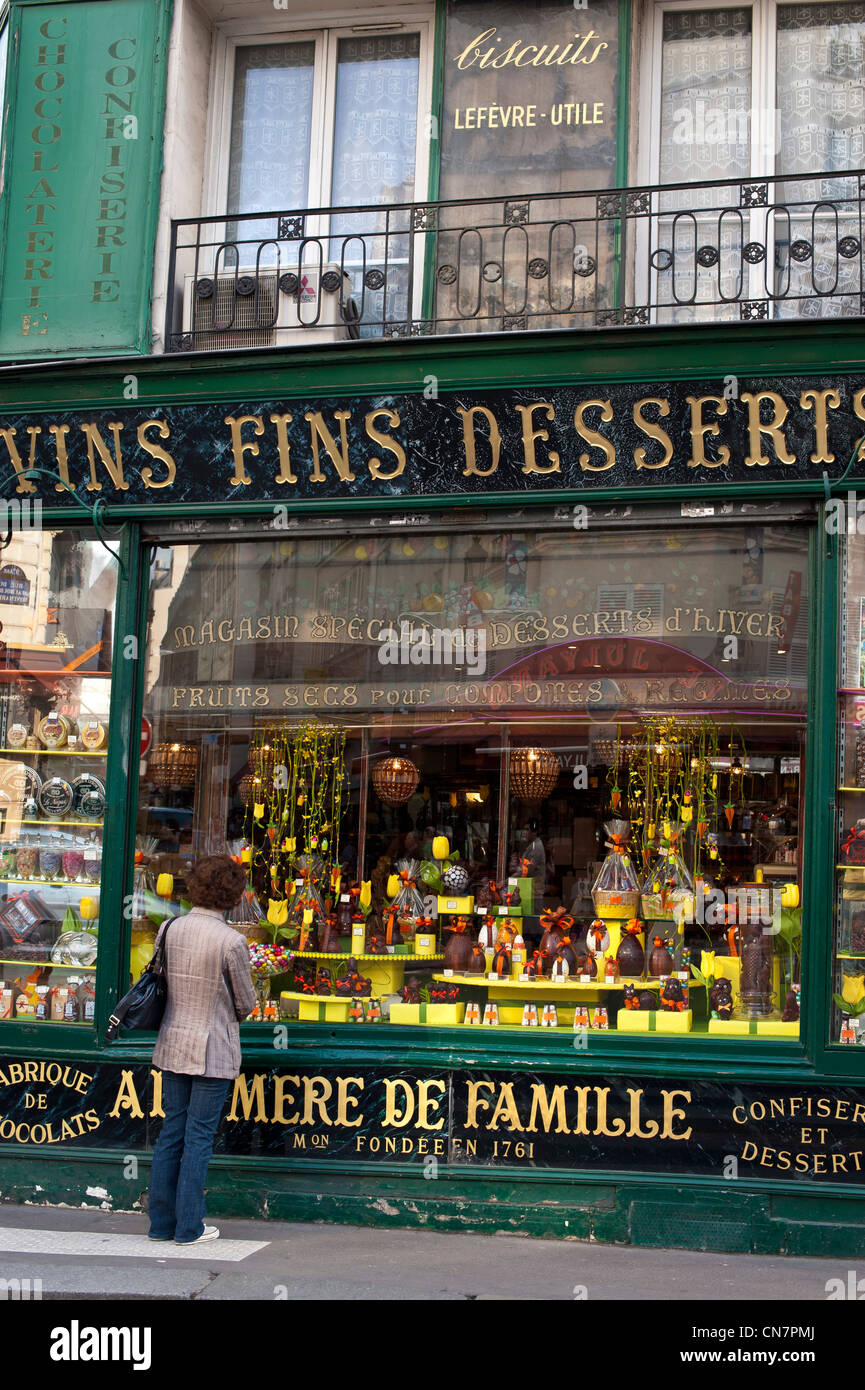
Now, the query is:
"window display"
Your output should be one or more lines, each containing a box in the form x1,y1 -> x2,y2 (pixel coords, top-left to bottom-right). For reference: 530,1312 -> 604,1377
135,509 -> 808,1039
0,530 -> 115,1025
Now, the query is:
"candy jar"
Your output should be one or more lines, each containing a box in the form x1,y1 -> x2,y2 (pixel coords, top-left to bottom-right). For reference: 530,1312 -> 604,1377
0,841 -> 17,879
62,845 -> 85,882
83,840 -> 102,884
16,838 -> 38,881
39,845 -> 62,882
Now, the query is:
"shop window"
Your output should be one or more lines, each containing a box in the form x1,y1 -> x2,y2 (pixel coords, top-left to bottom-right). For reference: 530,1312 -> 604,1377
646,0 -> 865,320
134,509 -> 808,1041
0,529 -> 115,1029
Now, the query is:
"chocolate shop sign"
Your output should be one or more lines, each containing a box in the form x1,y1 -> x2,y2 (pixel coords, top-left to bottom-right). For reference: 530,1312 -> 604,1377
1,376 -> 864,505
1,1059 -> 865,1184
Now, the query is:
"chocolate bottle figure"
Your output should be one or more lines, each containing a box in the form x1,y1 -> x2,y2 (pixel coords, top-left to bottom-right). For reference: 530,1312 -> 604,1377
648,935 -> 674,977
617,921 -> 645,978
468,941 -> 486,974
318,916 -> 340,954
443,925 -> 473,972
335,892 -> 353,934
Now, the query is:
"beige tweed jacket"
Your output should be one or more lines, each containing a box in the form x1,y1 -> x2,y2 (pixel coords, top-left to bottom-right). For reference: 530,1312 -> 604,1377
151,907 -> 257,1079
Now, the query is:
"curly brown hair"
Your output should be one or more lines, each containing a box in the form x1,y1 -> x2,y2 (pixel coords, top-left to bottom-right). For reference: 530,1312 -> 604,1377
185,854 -> 247,911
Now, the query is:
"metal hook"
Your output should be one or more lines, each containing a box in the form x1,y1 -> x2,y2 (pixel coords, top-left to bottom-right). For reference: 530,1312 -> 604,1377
4,469 -> 130,578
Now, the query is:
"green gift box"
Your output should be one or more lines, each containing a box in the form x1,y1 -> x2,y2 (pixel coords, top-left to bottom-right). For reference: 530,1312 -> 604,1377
517,877 -> 534,914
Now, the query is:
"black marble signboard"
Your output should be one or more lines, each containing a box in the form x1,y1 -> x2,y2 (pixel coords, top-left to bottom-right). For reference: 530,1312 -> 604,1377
0,1058 -> 863,1185
1,375 -> 864,506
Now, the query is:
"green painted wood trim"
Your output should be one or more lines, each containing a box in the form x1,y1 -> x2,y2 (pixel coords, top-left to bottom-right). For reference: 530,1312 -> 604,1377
3,316 -> 865,413
95,522 -> 142,1036
419,0 -> 446,321
616,0 -> 631,189
610,0 -> 631,311
7,1146 -> 865,1259
136,0 -> 172,355
801,511 -> 836,1068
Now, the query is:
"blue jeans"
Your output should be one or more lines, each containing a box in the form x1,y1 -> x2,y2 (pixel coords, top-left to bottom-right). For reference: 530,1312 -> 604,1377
148,1072 -> 229,1243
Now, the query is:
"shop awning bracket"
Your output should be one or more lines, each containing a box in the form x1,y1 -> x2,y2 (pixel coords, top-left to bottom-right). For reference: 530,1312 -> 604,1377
0,469 -> 127,577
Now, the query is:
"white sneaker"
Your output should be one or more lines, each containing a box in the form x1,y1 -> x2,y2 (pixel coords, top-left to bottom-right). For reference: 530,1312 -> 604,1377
176,1225 -> 220,1245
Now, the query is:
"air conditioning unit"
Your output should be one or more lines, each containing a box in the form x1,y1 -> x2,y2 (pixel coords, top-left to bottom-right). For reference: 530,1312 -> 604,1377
181,264 -> 355,351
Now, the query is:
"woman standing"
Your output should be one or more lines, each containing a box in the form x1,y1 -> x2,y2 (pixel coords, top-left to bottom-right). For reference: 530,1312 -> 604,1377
147,854 -> 256,1245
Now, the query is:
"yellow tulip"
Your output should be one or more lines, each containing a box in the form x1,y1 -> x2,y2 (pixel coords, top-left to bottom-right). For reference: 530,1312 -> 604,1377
80,896 -> 98,921
287,837 -> 297,852
701,951 -> 716,979
681,806 -> 693,824
781,884 -> 800,908
387,874 -> 399,899
433,836 -> 450,861
359,880 -> 372,910
842,973 -> 865,1007
302,908 -> 314,927
156,873 -> 174,898
662,820 -> 671,840
253,802 -> 265,820
267,899 -> 288,926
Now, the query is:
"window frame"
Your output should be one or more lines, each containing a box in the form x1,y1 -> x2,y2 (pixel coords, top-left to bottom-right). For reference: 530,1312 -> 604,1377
203,8 -> 435,222
640,0 -> 865,187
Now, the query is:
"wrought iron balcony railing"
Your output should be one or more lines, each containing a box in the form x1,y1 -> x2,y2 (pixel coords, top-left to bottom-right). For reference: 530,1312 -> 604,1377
164,169 -> 865,352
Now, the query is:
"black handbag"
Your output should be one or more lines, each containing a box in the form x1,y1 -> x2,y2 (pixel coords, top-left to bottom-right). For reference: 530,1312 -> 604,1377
106,918 -> 176,1040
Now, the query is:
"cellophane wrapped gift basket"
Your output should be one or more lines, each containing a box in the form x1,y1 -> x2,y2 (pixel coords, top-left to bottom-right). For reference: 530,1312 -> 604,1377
591,820 -> 640,919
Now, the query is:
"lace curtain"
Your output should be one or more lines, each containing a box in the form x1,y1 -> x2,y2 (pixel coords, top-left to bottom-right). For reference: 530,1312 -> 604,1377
227,42 -> 315,217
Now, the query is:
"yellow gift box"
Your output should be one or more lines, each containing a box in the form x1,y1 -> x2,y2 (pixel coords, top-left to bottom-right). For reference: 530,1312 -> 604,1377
756,1019 -> 799,1037
414,931 -> 437,956
438,895 -> 474,915
298,996 -> 352,1023
616,1009 -> 692,1033
389,1002 -> 466,1025
708,1016 -> 799,1037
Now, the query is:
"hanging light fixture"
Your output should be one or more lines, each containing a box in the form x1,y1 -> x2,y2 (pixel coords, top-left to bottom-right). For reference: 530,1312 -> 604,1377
509,746 -> 559,801
149,742 -> 199,789
372,755 -> 420,806
238,770 -> 266,805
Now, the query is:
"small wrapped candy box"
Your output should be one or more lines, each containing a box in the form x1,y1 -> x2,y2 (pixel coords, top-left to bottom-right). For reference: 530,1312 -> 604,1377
298,997 -> 353,1023
438,895 -> 474,915
708,1017 -> 799,1037
389,1002 -> 466,1025
617,1008 -> 693,1033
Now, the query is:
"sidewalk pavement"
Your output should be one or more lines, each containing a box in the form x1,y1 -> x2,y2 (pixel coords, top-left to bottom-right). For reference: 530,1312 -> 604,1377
0,1202 -> 849,1300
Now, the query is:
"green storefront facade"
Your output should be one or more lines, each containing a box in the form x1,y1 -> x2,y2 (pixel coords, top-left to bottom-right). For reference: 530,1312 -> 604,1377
1,0 -> 865,1254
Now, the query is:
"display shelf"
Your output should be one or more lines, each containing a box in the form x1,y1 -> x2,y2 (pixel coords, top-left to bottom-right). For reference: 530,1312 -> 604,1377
0,878 -> 100,888
432,971 -> 691,994
0,958 -> 96,971
0,748 -> 106,757
18,819 -> 104,828
292,950 -> 444,962
0,670 -> 110,680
